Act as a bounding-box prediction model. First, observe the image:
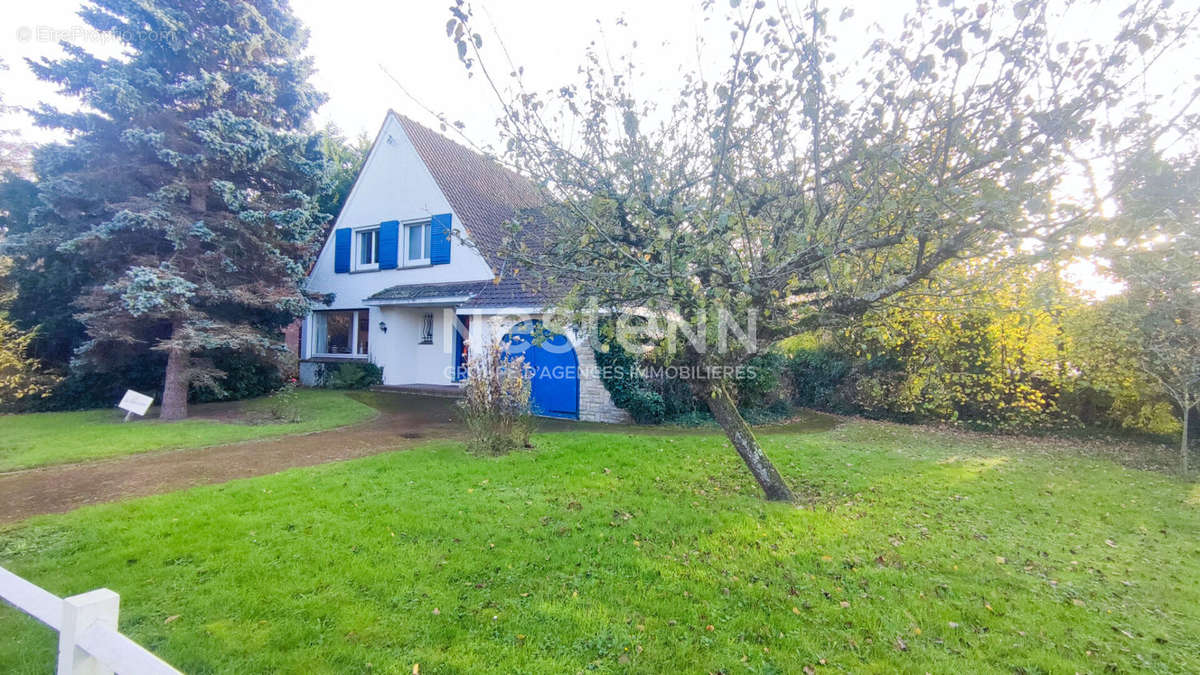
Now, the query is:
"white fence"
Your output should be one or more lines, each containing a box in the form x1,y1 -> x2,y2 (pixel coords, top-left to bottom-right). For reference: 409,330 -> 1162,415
0,565 -> 181,674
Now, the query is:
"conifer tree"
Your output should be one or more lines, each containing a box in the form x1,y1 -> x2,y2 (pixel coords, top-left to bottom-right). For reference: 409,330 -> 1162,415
13,0 -> 331,419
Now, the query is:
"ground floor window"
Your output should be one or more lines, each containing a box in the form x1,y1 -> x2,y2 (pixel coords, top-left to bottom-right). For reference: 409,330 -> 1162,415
419,312 -> 434,344
312,309 -> 370,356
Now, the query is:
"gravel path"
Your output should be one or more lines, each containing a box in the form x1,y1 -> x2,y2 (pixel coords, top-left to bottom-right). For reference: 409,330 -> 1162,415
0,393 -> 460,525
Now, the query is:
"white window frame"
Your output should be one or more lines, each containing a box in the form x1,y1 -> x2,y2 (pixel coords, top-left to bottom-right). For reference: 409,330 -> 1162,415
353,226 -> 380,272
404,219 -> 432,266
311,309 -> 370,358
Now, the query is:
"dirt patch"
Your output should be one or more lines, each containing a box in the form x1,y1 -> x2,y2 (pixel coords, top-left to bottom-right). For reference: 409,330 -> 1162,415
0,392 -> 462,526
0,394 -> 844,526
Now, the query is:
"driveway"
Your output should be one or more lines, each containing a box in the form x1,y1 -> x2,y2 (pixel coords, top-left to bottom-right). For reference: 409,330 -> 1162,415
0,392 -> 839,526
0,392 -> 461,525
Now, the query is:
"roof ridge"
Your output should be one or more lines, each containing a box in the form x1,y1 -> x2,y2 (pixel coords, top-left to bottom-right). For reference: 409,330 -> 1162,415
390,111 -> 540,197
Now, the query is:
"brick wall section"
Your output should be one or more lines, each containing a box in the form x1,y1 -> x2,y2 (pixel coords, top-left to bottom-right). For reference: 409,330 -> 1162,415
282,319 -> 301,355
574,338 -> 631,424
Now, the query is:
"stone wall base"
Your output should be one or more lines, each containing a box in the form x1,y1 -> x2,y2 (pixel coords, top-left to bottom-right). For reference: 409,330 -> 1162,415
573,339 -> 631,424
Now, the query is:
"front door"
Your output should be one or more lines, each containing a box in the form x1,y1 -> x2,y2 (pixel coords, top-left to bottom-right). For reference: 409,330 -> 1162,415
504,321 -> 579,419
453,314 -> 470,381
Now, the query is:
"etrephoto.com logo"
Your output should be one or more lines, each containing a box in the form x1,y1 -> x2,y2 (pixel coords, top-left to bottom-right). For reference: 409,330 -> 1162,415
15,24 -> 181,47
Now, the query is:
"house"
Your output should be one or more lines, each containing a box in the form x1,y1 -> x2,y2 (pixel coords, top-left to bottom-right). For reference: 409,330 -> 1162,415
299,111 -> 628,423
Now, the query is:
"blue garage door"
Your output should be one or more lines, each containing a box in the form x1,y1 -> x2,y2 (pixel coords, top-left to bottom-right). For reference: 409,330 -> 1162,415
504,321 -> 579,419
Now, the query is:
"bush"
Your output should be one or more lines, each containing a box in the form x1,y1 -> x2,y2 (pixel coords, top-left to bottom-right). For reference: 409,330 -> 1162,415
592,336 -> 668,424
0,317 -> 61,412
664,400 -> 792,428
736,352 -> 787,408
33,348 -> 290,411
619,387 -> 667,424
317,362 -> 383,389
593,324 -> 794,424
647,373 -> 702,418
458,342 -> 534,456
787,348 -> 852,411
34,356 -> 167,411
191,350 -> 286,403
244,379 -> 303,424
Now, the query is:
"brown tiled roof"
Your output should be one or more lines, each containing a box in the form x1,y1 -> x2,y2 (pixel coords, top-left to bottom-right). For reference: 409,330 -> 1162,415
395,113 -> 544,272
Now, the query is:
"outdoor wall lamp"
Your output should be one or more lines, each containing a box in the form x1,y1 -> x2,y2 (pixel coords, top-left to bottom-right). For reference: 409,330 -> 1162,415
378,321 -> 387,334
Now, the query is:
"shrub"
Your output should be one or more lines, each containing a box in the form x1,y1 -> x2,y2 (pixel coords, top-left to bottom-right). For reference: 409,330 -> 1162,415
736,352 -> 787,408
664,401 -> 792,428
0,317 -> 60,412
594,324 -> 791,424
662,409 -> 713,427
34,355 -> 166,411
191,350 -> 286,403
318,362 -> 383,389
458,342 -> 534,456
618,387 -> 667,424
787,348 -> 852,411
34,348 -> 289,411
592,335 -> 667,424
244,379 -> 303,424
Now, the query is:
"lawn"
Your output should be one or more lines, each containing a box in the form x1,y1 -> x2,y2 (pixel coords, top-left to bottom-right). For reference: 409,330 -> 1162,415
0,390 -> 377,471
1,421 -> 1198,673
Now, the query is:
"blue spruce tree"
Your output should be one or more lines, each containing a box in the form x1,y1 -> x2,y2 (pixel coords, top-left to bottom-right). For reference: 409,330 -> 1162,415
14,0 -> 332,419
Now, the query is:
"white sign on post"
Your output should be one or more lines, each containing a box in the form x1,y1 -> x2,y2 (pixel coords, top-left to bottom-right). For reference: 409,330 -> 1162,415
117,390 -> 154,422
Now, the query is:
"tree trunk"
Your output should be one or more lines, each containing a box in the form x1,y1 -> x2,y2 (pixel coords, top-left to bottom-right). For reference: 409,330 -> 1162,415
702,382 -> 794,502
160,340 -> 189,421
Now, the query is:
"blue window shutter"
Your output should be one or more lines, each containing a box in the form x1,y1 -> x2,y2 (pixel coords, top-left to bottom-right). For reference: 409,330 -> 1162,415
430,213 -> 452,265
378,220 -> 399,269
333,228 -> 351,273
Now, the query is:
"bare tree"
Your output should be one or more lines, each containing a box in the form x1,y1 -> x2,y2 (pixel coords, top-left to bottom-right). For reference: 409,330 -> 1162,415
446,0 -> 1199,499
1107,152 -> 1200,472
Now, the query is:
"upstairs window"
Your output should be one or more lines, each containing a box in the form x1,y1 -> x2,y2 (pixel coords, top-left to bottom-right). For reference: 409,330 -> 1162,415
406,221 -> 431,263
356,227 -> 380,270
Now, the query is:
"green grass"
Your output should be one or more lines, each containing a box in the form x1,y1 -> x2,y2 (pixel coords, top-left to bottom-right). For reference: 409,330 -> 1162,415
1,422 -> 1198,673
0,390 -> 377,471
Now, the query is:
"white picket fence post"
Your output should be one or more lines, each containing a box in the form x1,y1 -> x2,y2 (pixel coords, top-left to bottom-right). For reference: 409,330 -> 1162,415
58,589 -> 119,675
0,565 -> 181,674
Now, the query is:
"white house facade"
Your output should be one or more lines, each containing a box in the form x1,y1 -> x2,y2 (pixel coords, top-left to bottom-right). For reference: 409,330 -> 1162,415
299,111 -> 627,423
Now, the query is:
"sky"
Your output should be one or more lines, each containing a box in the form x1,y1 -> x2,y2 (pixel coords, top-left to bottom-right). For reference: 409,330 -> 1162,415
1,0 -> 807,148
0,0 -> 1185,298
